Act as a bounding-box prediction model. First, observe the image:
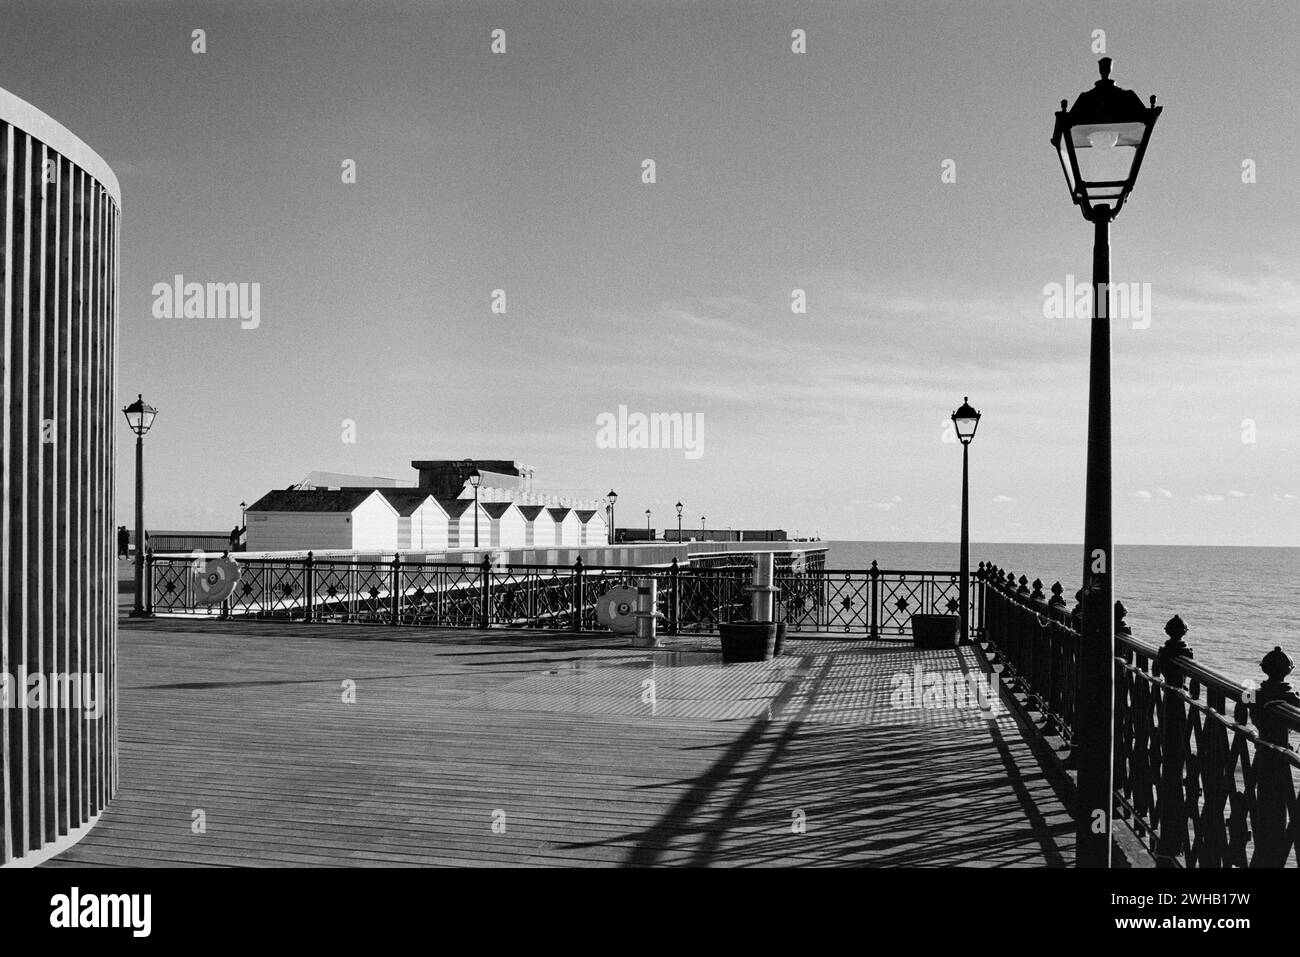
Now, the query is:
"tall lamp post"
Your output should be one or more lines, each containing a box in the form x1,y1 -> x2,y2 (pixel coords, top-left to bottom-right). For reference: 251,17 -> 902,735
700,516 -> 706,539
951,398 -> 981,644
123,394 -> 158,617
240,500 -> 247,526
675,501 -> 683,542
1051,57 -> 1161,868
645,509 -> 651,540
606,489 -> 618,544
466,463 -> 482,548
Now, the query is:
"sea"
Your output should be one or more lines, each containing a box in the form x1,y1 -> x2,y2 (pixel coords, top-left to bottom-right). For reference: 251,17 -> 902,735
822,541 -> 1299,685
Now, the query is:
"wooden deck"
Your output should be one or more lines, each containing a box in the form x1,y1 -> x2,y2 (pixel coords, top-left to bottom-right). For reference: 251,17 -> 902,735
44,617 -> 1076,867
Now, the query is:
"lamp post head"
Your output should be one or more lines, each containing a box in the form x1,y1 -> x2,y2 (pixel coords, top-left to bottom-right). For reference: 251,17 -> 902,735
122,393 -> 158,436
951,396 -> 981,445
607,489 -> 618,506
468,471 -> 481,489
1051,58 -> 1161,222
675,501 -> 683,516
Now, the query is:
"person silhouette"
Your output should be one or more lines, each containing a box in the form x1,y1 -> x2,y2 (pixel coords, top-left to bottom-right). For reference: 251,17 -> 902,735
117,526 -> 130,559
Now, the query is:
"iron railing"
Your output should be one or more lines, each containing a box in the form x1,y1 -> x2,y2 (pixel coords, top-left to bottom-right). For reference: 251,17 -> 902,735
979,561 -> 1300,868
775,563 -> 976,638
146,550 -> 978,639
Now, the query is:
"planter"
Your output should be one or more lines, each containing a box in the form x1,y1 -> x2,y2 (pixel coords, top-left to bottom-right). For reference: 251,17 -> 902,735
911,613 -> 960,649
718,621 -> 786,663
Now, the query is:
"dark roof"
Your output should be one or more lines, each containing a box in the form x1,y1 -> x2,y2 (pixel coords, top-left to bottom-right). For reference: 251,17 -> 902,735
333,487 -> 440,517
433,496 -> 473,518
247,489 -> 383,513
376,490 -> 438,517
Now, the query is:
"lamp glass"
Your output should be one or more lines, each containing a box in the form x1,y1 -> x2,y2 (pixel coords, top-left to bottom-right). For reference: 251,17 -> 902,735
953,415 -> 979,443
122,396 -> 157,436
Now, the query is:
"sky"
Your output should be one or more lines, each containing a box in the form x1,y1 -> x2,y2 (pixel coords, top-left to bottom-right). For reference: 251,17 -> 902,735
3,0 -> 1297,546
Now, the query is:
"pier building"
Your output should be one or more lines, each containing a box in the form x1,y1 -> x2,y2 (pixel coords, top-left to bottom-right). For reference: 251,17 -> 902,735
1,86 -> 121,865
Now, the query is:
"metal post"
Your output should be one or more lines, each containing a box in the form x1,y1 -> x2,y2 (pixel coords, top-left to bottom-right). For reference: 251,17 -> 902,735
869,560 -> 880,639
1077,207 -> 1114,868
304,551 -> 315,623
473,487 -> 480,548
479,554 -> 491,628
750,552 -> 775,622
633,578 -> 659,648
390,554 -> 402,625
572,557 -> 584,631
145,548 -> 155,615
131,432 -> 146,616
669,558 -> 680,635
959,442 -> 971,644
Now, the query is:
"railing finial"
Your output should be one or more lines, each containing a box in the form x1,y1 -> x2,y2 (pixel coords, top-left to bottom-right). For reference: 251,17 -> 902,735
1155,614 -> 1193,687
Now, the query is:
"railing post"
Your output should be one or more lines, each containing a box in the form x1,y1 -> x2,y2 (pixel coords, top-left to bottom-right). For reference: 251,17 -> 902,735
1006,572 -> 1020,678
304,551 -> 315,623
1250,645 -> 1300,868
983,564 -> 998,657
669,558 -> 680,636
869,560 -> 879,639
572,556 -> 584,631
480,555 -> 492,629
391,553 -> 402,625
145,548 -> 155,616
1153,614 -> 1193,866
974,561 -> 985,641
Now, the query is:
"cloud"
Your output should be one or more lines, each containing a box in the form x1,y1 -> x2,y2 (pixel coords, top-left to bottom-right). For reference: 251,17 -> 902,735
1228,490 -> 1248,498
1194,494 -> 1226,503
1133,490 -> 1153,499
992,494 -> 1017,503
1156,489 -> 1174,499
872,502 -> 893,511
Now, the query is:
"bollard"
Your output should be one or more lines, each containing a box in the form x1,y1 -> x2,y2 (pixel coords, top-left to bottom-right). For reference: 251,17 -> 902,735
633,578 -> 662,648
748,552 -> 777,622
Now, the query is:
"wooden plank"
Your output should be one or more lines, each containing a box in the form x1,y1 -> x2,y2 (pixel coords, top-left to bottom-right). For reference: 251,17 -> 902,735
42,622 -> 1075,867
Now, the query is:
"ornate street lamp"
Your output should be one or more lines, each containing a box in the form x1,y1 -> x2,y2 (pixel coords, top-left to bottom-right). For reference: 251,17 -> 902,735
675,501 -> 683,542
645,508 -> 652,540
122,394 -> 157,617
466,462 -> 482,548
1052,57 -> 1161,869
701,515 -> 706,539
239,500 -> 247,526
951,398 -> 981,645
606,489 -> 617,544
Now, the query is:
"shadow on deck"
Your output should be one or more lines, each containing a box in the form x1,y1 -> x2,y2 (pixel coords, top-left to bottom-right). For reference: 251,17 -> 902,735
44,618 -> 1075,867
